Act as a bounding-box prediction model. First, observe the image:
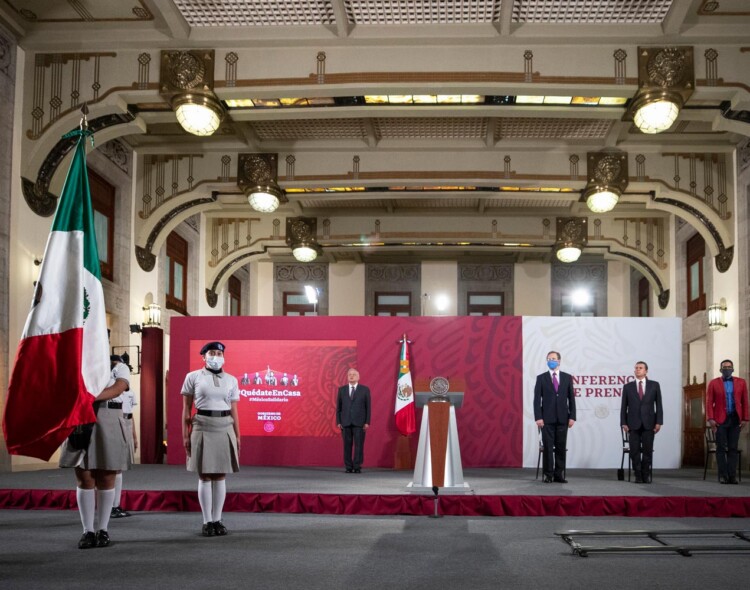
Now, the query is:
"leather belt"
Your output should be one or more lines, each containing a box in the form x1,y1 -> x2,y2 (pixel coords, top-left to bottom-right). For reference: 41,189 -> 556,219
197,409 -> 230,417
106,401 -> 123,409
123,413 -> 133,419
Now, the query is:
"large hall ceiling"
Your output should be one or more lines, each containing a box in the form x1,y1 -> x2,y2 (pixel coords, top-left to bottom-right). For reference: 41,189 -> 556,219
2,1 -> 750,280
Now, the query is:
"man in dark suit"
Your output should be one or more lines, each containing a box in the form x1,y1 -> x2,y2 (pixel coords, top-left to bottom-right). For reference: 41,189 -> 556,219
620,361 -> 663,483
533,351 -> 576,483
706,359 -> 749,484
336,368 -> 371,473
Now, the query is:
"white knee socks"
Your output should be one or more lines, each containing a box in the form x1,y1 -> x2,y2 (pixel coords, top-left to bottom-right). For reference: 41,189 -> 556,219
211,479 -> 226,523
95,488 -> 116,532
198,480 -> 213,524
76,487 -> 95,533
113,472 -> 123,507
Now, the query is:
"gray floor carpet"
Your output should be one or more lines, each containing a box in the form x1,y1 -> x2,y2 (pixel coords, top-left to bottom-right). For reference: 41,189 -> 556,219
0,511 -> 748,590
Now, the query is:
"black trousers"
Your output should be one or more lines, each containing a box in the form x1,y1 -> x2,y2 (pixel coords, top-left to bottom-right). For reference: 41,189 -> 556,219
716,411 -> 741,479
342,425 -> 366,470
629,427 -> 655,478
541,423 -> 567,478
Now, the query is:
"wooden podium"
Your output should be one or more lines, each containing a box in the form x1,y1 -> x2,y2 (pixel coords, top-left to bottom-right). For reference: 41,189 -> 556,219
408,378 -> 471,492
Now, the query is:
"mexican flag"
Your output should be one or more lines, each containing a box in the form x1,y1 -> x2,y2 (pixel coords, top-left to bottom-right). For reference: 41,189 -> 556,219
394,334 -> 416,436
3,129 -> 109,460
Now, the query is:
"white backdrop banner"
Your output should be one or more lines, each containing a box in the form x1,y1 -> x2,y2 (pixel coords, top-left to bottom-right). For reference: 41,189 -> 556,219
522,317 -> 682,469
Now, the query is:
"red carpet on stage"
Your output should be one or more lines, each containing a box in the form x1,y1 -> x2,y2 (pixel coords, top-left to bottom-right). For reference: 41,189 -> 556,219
2,489 -> 749,518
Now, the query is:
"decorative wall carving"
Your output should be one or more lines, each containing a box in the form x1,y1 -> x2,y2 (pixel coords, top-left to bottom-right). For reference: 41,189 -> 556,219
99,139 -> 130,175
275,264 -> 328,282
367,265 -> 420,282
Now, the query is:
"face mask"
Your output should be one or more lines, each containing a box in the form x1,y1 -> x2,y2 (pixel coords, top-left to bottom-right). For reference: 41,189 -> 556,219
206,356 -> 225,371
547,360 -> 559,370
721,368 -> 733,380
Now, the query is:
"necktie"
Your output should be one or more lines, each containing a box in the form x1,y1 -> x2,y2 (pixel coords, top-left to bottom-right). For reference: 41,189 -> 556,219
349,385 -> 355,399
552,372 -> 559,393
638,380 -> 644,400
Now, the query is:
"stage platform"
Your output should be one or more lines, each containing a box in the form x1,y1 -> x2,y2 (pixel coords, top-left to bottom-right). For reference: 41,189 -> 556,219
1,465 -> 748,518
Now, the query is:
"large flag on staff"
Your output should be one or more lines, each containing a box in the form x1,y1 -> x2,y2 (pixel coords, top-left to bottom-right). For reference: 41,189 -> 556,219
394,334 -> 416,436
3,125 -> 110,460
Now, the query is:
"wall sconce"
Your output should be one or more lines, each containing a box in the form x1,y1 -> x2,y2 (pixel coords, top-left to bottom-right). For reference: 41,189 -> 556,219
143,303 -> 162,328
584,151 -> 629,213
160,50 -> 225,136
555,217 -> 587,263
708,301 -> 727,331
625,46 -> 694,134
286,217 -> 322,262
238,153 -> 288,213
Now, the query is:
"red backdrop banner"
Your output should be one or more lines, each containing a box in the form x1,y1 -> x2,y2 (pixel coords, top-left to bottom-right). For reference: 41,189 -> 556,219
168,316 -> 523,468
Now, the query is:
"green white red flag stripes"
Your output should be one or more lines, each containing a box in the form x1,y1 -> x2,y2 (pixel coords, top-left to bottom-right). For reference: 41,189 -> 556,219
3,129 -> 109,460
394,334 -> 416,436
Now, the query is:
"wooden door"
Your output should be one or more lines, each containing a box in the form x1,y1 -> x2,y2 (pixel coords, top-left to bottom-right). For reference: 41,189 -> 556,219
682,374 -> 706,466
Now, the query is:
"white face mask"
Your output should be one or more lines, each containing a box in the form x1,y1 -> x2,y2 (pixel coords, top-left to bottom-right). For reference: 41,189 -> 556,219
205,356 -> 225,371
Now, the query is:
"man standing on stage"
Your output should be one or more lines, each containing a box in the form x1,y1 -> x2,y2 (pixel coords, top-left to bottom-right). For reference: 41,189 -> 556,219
533,351 -> 576,483
620,361 -> 663,484
707,359 -> 749,484
336,368 -> 371,474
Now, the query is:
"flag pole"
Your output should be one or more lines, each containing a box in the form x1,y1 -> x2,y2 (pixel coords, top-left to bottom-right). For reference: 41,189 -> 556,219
394,332 -> 416,470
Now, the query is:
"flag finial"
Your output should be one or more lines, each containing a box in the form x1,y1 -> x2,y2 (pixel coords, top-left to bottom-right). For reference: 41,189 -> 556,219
79,103 -> 89,131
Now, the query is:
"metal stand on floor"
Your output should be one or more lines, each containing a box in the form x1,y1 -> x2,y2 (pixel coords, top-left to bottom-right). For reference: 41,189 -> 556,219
429,486 -> 442,519
556,529 -> 750,558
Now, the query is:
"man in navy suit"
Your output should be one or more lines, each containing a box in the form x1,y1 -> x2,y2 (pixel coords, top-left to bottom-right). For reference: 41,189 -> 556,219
533,351 -> 576,483
620,361 -> 663,483
336,368 -> 371,473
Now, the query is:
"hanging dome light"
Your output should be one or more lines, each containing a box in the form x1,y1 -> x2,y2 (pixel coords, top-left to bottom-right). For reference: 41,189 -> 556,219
292,244 -> 322,262
556,243 -> 582,263
632,92 -> 681,134
584,187 -> 620,213
247,183 -> 284,213
172,93 -> 225,136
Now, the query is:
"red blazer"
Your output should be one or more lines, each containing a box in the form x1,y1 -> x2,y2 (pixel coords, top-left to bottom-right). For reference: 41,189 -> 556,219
706,376 -> 750,424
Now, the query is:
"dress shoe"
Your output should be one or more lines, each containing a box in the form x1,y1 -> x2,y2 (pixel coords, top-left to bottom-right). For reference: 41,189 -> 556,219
543,475 -> 553,483
345,468 -> 353,473
78,531 -> 96,549
111,506 -> 130,518
634,476 -> 643,483
553,477 -> 568,483
728,477 -> 739,485
213,521 -> 228,536
353,468 -> 361,473
202,523 -> 216,537
95,530 -> 110,548
719,476 -> 729,484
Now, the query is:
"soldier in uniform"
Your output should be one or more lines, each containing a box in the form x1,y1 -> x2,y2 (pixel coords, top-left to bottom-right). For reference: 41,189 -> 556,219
59,355 -> 131,549
181,341 -> 241,537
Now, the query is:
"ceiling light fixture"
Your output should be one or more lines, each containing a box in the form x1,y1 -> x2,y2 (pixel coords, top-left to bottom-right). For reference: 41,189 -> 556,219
237,153 -> 288,213
584,151 -> 629,213
160,49 -> 225,137
555,217 -> 588,264
626,46 -> 694,134
286,217 -> 323,262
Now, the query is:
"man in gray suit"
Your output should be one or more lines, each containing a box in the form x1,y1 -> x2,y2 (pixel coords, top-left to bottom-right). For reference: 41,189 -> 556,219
620,361 -> 663,483
336,368 -> 371,473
